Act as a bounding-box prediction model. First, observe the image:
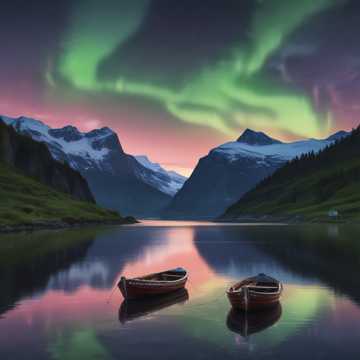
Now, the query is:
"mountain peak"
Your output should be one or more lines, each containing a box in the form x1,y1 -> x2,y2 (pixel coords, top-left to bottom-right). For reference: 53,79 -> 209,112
1,115 -> 48,131
237,129 -> 282,145
85,127 -> 115,138
86,127 -> 123,153
49,125 -> 82,142
325,130 -> 350,142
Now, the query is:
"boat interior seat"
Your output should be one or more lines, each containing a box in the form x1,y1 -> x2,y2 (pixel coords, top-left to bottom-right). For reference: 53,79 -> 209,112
248,285 -> 279,292
256,281 -> 277,286
161,274 -> 182,280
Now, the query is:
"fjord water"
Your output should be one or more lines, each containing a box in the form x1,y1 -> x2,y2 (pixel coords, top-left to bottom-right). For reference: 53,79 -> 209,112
1,222 -> 360,359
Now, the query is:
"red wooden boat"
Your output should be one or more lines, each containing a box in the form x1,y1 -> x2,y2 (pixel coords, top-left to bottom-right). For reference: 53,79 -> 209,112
118,267 -> 188,300
227,274 -> 283,311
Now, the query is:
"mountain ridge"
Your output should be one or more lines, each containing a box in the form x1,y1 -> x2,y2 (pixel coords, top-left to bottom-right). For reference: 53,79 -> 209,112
221,126 -> 360,221
0,121 -> 135,230
164,128 -> 350,219
135,155 -> 187,196
0,115 -> 186,217
237,128 -> 282,145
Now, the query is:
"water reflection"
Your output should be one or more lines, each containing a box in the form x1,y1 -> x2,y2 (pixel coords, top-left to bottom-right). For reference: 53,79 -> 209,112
118,226 -> 225,297
227,304 -> 282,338
0,222 -> 360,359
0,228 -> 95,316
241,225 -> 360,306
119,289 -> 189,324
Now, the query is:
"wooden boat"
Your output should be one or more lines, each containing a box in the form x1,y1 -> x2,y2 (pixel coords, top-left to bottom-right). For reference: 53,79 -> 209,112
118,267 -> 188,300
227,303 -> 282,337
226,273 -> 282,311
118,288 -> 189,324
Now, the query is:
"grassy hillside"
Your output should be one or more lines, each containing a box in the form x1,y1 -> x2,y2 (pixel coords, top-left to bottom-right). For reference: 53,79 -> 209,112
0,162 -> 131,228
222,127 -> 360,222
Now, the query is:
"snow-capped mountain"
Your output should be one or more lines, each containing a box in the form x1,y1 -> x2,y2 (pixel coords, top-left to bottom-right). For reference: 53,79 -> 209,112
135,156 -> 186,196
236,128 -> 282,145
164,128 -> 349,219
0,115 -> 186,217
1,116 -> 117,172
213,132 -> 346,163
0,120 -> 95,204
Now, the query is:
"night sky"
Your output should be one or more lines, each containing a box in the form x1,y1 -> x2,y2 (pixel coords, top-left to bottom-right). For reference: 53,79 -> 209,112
1,0 -> 359,175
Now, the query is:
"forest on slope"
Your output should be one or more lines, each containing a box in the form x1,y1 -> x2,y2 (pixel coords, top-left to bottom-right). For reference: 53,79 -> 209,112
222,127 -> 360,221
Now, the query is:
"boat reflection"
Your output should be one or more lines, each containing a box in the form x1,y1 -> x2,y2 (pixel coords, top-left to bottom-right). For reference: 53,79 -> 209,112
2,222 -> 360,359
119,288 -> 189,324
226,304 -> 282,338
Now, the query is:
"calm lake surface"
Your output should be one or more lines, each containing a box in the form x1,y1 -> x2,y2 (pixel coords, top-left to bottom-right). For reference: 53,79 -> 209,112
1,221 -> 360,359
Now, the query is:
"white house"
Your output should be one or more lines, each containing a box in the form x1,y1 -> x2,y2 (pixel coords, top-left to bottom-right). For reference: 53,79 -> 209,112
328,209 -> 339,218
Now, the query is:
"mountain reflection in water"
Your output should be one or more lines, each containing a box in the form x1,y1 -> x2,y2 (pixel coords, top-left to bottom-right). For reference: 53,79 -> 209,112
0,221 -> 360,359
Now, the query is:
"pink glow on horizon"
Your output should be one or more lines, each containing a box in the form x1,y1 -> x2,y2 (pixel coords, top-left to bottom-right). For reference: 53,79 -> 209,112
0,100 -> 227,174
117,227 -> 226,297
0,228 -> 226,338
1,223 -> 360,350
160,164 -> 193,177
2,93 -> 357,177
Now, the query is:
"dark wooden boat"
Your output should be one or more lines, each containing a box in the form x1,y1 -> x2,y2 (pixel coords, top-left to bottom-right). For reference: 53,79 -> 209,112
119,288 -> 189,324
118,267 -> 188,300
227,273 -> 282,311
227,304 -> 282,337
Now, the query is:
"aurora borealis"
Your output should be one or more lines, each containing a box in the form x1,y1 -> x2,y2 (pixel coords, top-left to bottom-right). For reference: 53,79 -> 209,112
1,0 -> 359,174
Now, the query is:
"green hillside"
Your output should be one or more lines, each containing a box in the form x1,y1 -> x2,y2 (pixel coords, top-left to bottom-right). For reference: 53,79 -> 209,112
222,128 -> 360,222
0,162 -> 131,229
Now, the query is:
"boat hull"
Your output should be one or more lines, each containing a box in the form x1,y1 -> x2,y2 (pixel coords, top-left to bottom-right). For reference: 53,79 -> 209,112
118,275 -> 188,300
227,274 -> 283,311
227,291 -> 281,311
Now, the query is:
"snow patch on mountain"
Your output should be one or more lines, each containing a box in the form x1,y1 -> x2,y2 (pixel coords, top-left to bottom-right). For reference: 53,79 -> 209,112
213,128 -> 349,163
214,139 -> 332,162
1,115 -> 112,169
135,155 -> 187,196
0,115 -> 187,198
52,135 -> 110,161
135,155 -> 163,172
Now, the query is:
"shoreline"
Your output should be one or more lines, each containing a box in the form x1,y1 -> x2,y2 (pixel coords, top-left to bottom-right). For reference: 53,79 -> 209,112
0,216 -> 138,234
216,214 -> 348,225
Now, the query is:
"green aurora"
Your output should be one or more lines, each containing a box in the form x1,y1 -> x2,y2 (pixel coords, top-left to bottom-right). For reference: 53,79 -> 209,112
52,0 -> 338,138
166,284 -> 332,352
49,328 -> 111,360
